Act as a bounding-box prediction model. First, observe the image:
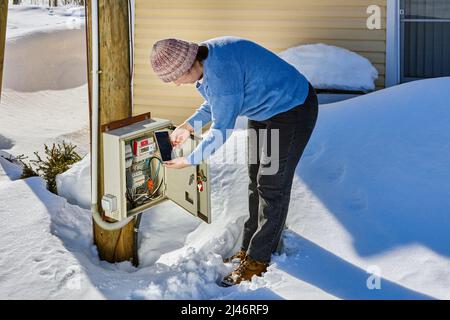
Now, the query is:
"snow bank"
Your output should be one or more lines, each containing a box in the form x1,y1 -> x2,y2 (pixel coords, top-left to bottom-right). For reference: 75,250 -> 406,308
56,154 -> 91,209
3,5 -> 86,92
292,77 -> 450,298
279,43 -> 378,92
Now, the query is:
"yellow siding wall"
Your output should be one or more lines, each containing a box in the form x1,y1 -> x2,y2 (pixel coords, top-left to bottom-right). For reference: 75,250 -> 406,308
134,0 -> 387,125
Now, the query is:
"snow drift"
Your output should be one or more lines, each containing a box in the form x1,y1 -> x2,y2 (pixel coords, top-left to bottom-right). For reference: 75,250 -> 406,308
56,154 -> 91,209
3,5 -> 86,92
279,43 -> 378,92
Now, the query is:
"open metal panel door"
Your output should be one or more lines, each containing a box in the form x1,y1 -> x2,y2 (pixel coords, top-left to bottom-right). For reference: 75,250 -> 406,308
165,134 -> 212,223
190,134 -> 212,223
165,165 -> 198,216
196,160 -> 212,223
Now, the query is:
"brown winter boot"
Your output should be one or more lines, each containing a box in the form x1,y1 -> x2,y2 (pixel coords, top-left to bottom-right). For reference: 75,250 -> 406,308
221,256 -> 269,287
223,249 -> 247,264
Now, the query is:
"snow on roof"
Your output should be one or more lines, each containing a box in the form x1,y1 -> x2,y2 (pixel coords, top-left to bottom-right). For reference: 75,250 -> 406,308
279,43 -> 379,93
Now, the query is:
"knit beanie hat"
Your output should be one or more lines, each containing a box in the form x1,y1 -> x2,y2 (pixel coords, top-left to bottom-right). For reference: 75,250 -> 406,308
150,38 -> 199,83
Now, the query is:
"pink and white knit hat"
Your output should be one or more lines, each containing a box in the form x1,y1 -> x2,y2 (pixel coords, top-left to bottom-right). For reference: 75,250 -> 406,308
150,38 -> 199,83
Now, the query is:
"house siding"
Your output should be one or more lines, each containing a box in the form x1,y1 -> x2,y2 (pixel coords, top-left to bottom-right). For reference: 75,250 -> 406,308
133,0 -> 387,124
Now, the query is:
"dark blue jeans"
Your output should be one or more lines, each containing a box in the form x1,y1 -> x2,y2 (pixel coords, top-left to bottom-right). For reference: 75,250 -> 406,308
244,83 -> 319,262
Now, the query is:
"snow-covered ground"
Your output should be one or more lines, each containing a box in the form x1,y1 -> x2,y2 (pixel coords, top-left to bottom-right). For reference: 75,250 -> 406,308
2,77 -> 450,299
1,5 -> 450,300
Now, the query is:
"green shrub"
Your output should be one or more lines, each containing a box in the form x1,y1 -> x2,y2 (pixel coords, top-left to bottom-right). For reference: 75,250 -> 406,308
18,142 -> 81,194
16,154 -> 39,179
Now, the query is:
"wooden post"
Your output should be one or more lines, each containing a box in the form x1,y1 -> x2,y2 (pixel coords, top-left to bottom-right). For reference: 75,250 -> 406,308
0,0 -> 7,99
85,0 -> 136,263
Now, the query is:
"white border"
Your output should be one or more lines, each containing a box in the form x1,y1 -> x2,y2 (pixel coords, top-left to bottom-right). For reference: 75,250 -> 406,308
386,0 -> 400,87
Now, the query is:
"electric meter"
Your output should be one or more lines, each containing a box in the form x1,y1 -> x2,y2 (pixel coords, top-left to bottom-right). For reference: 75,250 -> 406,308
102,117 -> 211,223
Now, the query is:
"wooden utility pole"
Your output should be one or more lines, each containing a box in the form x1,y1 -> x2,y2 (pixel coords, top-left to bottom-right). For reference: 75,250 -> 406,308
85,0 -> 135,263
0,0 -> 7,99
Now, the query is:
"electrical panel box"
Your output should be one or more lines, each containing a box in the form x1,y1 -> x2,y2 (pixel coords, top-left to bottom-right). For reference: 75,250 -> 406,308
102,117 -> 211,223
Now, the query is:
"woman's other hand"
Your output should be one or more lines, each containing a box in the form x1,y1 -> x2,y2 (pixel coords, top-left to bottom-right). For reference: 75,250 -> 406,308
170,122 -> 193,148
163,157 -> 191,169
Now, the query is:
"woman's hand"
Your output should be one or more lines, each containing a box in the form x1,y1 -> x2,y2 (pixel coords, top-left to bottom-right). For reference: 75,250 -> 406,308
170,122 -> 193,148
164,157 -> 191,169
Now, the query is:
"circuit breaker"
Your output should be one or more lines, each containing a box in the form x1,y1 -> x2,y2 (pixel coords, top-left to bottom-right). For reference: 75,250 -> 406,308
102,117 -> 211,223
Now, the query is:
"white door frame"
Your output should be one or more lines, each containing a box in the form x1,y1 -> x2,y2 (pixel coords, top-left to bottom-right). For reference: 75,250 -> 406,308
386,0 -> 400,87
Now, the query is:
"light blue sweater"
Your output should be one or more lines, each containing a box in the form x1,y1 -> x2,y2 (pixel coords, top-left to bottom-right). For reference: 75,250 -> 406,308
186,36 -> 310,165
